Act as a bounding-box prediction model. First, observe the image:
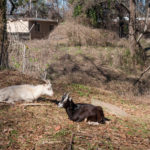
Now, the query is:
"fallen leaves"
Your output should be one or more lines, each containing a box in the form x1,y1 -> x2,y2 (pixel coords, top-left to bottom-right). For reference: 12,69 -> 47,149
55,125 -> 61,131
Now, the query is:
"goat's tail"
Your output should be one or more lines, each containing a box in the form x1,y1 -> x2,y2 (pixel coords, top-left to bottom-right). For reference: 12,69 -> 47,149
100,117 -> 110,124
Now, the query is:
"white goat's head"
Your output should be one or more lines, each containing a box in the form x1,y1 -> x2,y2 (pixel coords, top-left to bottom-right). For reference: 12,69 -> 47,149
42,80 -> 54,96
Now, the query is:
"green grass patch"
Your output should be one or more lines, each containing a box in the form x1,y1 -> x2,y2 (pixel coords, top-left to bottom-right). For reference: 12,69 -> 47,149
70,83 -> 91,97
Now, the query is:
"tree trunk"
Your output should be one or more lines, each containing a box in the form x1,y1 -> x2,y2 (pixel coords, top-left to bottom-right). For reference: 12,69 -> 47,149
0,0 -> 8,69
129,0 -> 137,61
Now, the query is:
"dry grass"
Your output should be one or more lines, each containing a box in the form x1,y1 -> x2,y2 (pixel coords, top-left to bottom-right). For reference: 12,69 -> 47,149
7,20 -> 150,99
49,21 -> 118,46
8,39 -> 150,98
0,70 -> 150,150
3,19 -> 150,149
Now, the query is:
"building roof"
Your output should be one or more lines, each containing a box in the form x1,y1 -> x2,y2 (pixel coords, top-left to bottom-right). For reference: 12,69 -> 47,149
28,18 -> 58,23
7,17 -> 58,23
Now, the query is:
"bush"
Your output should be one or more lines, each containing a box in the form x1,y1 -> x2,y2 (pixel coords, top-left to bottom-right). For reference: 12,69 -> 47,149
49,21 -> 118,46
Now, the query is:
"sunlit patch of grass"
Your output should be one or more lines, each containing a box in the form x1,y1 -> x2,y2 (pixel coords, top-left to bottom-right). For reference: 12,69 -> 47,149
134,121 -> 150,138
118,117 -> 150,138
0,76 -> 150,150
59,46 -> 69,51
70,83 -> 91,97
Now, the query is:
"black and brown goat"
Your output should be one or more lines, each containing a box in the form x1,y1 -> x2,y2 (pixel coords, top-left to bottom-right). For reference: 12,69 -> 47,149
58,93 -> 109,125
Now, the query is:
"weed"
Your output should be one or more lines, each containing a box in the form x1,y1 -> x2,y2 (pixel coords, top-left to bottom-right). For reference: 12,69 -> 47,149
46,63 -> 49,68
8,129 -> 18,146
87,143 -> 97,150
30,47 -> 40,51
112,126 -> 119,131
53,129 -> 71,139
101,139 -> 114,150
59,46 -> 68,51
75,47 -> 82,55
127,129 -> 137,136
70,83 -> 91,97
29,58 -> 33,62
14,62 -> 20,69
11,56 -> 15,62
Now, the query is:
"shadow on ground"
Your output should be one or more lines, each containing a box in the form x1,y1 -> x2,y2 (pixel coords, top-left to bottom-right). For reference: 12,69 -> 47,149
47,54 -> 150,96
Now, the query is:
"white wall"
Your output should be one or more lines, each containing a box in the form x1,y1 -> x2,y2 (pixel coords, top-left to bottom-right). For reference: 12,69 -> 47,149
7,20 -> 29,33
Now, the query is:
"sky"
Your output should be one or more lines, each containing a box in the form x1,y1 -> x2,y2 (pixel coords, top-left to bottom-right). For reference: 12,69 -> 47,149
139,0 -> 146,5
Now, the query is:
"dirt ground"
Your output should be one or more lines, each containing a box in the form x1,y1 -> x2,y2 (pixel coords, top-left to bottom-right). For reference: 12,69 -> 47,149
0,70 -> 150,150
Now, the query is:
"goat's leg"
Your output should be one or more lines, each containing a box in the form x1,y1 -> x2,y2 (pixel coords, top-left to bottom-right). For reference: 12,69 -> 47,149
70,115 -> 85,122
86,115 -> 100,125
86,115 -> 97,122
87,121 -> 99,125
5,97 -> 15,104
25,98 -> 34,103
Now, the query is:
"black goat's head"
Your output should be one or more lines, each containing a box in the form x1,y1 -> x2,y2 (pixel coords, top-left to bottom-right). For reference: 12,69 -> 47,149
58,93 -> 72,108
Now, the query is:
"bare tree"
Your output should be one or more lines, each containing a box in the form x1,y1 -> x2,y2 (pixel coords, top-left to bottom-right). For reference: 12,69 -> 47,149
129,0 -> 137,60
128,0 -> 150,64
0,0 -> 8,69
118,0 -> 149,64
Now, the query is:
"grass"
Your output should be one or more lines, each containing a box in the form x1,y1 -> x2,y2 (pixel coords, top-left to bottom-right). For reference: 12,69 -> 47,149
2,39 -> 150,150
70,83 -> 92,97
1,82 -> 149,150
8,130 -> 18,147
53,129 -> 71,139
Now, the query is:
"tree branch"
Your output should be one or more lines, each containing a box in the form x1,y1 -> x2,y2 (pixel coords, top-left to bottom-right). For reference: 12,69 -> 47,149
116,0 -> 130,14
20,103 -> 52,106
9,0 -> 16,15
137,6 -> 150,43
134,65 -> 150,85
68,133 -> 75,150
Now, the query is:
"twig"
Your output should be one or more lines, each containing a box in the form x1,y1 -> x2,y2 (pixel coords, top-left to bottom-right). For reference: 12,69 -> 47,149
134,65 -> 150,85
68,133 -> 75,150
75,132 -> 93,138
22,44 -> 26,73
20,103 -> 52,106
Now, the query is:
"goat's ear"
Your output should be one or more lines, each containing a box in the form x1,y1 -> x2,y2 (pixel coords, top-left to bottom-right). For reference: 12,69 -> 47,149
40,71 -> 47,81
47,80 -> 51,85
63,93 -> 70,101
62,92 -> 67,98
66,93 -> 70,97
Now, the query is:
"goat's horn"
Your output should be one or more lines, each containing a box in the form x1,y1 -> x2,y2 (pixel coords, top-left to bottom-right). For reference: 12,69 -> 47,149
63,92 -> 67,96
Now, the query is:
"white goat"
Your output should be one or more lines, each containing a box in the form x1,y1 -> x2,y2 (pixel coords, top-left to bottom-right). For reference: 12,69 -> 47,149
0,80 -> 54,104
